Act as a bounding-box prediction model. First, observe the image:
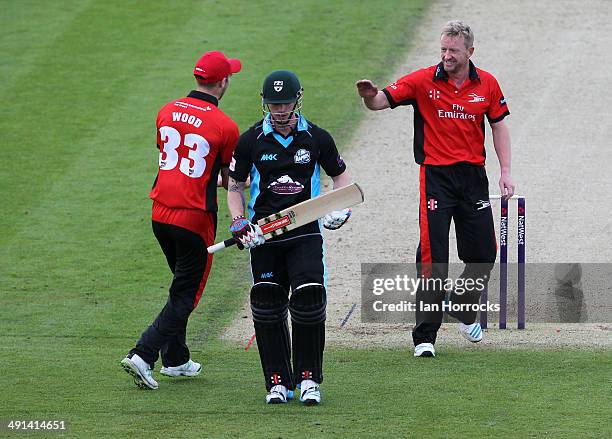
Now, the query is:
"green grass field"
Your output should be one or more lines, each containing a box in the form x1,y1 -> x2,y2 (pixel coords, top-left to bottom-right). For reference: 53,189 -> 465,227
1,1 -> 610,438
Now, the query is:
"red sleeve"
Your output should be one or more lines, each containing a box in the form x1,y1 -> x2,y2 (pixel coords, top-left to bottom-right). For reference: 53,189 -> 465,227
220,121 -> 239,166
156,109 -> 163,149
383,69 -> 422,108
486,77 -> 510,123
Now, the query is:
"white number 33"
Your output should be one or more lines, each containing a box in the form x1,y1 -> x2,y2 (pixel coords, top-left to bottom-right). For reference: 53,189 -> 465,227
158,126 -> 210,178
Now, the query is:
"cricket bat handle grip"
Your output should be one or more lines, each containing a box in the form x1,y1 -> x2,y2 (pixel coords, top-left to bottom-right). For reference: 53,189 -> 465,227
207,238 -> 237,253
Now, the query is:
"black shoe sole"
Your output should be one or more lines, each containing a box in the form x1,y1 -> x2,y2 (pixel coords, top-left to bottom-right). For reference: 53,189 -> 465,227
301,399 -> 320,406
266,397 -> 287,404
417,351 -> 434,357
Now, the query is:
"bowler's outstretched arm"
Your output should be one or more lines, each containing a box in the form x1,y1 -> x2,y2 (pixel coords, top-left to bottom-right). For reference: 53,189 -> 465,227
356,79 -> 390,110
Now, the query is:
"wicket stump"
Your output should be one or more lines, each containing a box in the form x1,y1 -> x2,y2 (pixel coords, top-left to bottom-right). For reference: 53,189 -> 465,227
480,195 -> 526,329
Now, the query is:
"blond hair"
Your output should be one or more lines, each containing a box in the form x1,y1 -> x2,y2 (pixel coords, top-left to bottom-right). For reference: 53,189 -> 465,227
441,21 -> 474,49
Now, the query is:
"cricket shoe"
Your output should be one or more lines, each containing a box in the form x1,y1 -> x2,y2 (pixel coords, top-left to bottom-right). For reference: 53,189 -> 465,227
266,385 -> 289,404
299,379 -> 321,405
458,322 -> 483,343
160,359 -> 202,377
414,342 -> 435,357
120,354 -> 158,390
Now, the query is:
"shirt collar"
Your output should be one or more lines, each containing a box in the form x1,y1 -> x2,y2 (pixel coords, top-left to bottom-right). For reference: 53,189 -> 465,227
433,60 -> 480,82
262,114 -> 309,135
187,90 -> 219,106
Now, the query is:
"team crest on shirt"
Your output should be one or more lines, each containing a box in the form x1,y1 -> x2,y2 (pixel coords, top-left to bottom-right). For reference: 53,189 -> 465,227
294,149 -> 311,164
268,175 -> 304,194
274,81 -> 283,92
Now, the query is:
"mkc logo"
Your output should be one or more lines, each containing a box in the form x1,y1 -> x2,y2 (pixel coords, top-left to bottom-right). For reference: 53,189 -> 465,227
428,198 -> 438,210
260,272 -> 274,279
261,153 -> 278,161
274,80 -> 283,92
429,89 -> 440,100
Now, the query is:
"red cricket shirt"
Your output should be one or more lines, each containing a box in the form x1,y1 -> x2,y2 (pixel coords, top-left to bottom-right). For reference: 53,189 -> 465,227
383,61 -> 510,166
150,91 -> 239,238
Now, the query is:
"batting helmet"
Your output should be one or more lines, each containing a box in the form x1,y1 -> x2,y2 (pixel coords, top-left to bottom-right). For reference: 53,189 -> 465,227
261,70 -> 303,104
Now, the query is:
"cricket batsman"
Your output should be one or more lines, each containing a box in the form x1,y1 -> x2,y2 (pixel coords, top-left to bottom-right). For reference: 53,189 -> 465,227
227,70 -> 352,404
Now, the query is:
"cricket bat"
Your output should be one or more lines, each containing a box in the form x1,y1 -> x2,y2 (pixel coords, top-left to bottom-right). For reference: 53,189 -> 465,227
207,182 -> 364,253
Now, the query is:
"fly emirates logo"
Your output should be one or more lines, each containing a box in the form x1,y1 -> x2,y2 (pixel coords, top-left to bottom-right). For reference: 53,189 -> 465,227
438,104 -> 476,121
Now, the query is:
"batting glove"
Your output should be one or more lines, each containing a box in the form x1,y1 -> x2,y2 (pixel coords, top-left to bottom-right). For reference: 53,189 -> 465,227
230,216 -> 265,249
322,208 -> 352,230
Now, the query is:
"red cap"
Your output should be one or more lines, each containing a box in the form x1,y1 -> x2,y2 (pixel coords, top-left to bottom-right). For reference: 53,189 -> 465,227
193,51 -> 241,83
